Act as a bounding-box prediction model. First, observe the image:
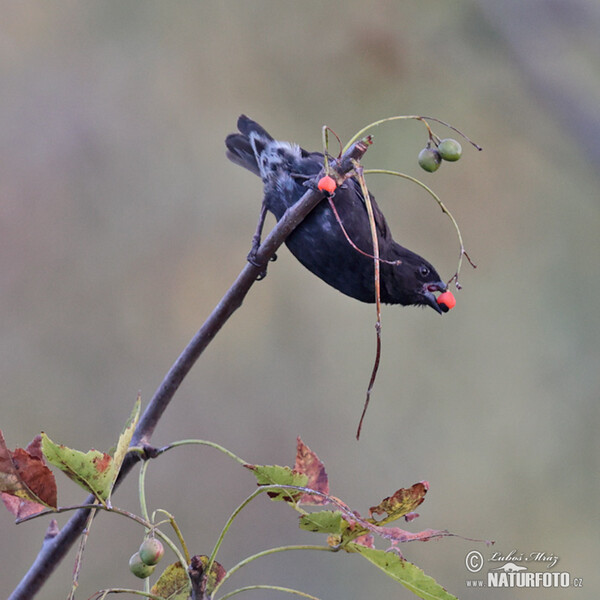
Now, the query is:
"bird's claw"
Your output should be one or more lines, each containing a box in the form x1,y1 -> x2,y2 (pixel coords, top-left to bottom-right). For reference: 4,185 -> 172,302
303,178 -> 320,191
247,248 -> 277,281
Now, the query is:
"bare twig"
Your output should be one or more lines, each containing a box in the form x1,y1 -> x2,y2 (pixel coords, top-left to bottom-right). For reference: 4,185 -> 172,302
8,138 -> 371,600
353,165 -> 382,440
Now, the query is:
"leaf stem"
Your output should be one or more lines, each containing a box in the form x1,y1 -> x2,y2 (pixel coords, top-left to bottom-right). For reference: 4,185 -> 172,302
18,502 -> 191,585
343,114 -> 482,154
152,509 -> 191,565
138,459 -> 151,524
88,588 -> 164,600
206,487 -> 267,575
211,545 -> 332,598
156,439 -> 247,465
218,585 -> 322,600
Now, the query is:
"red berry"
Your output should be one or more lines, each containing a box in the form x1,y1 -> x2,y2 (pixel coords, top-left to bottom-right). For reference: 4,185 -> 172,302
317,175 -> 337,194
436,291 -> 456,311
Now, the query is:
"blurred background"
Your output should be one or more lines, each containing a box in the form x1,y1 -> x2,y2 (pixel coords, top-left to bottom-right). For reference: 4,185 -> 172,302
1,2 -> 598,599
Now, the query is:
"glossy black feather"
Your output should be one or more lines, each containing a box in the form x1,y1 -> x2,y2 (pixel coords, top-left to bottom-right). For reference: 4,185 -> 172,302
226,115 -> 447,312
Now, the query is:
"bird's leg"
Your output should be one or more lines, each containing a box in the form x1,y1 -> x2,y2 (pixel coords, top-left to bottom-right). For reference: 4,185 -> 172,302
247,201 -> 276,280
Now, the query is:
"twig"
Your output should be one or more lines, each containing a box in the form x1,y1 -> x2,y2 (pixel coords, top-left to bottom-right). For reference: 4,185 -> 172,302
353,165 -> 382,440
8,137 -> 371,600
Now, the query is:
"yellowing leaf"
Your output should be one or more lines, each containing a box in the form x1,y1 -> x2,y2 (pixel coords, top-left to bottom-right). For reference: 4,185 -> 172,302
348,543 -> 458,600
368,482 -> 428,525
41,433 -> 114,503
110,395 -> 141,487
150,562 -> 190,600
40,396 -> 141,504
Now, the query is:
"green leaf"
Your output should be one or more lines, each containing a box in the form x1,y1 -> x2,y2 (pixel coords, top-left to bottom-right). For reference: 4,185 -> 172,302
348,543 -> 459,600
41,433 -> 113,503
109,395 -> 141,489
40,396 -> 141,503
150,562 -> 191,600
245,464 -> 308,502
299,510 -> 345,534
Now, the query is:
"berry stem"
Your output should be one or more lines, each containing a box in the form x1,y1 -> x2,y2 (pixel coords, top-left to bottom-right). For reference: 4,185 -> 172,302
353,164 -> 383,441
155,438 -> 248,465
364,169 -> 476,288
343,115 -> 482,154
327,196 -> 401,265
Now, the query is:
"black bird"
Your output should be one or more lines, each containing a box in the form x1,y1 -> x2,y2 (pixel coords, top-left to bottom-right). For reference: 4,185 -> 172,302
226,115 -> 448,313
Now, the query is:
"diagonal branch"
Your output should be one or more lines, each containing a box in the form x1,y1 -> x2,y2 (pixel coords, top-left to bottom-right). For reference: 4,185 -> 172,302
8,137 -> 371,600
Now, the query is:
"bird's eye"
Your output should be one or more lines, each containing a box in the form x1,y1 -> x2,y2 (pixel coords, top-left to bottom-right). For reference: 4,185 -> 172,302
418,265 -> 430,278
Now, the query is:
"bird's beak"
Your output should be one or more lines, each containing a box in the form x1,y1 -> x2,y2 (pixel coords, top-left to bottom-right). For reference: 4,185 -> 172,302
423,281 -> 447,314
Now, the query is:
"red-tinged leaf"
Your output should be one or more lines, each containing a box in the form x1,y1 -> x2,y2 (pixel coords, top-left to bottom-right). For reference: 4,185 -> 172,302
294,437 -> 329,505
25,435 -> 44,460
351,532 -> 375,548
12,447 -> 58,507
368,482 -> 428,525
188,555 -> 226,598
1,492 -> 46,519
0,431 -> 57,517
41,433 -> 114,503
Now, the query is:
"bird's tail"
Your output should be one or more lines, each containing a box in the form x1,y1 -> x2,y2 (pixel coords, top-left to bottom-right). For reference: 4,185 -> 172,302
225,115 -> 273,176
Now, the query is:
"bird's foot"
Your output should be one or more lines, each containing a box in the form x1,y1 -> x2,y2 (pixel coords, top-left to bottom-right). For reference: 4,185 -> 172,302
247,246 -> 277,281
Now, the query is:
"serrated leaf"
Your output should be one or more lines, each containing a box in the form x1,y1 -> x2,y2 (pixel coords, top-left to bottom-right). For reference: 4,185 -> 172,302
299,510 -> 345,534
40,397 -> 141,504
348,543 -> 458,600
368,482 -> 428,525
0,431 -> 57,518
41,433 -> 114,503
150,562 -> 190,600
245,464 -> 308,502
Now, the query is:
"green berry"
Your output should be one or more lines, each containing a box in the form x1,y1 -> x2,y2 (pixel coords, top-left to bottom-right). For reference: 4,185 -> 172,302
129,552 -> 156,578
139,537 -> 165,566
437,138 -> 462,161
418,147 -> 442,172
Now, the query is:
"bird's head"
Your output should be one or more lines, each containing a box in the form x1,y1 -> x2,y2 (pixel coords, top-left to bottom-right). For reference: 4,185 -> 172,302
382,248 -> 448,313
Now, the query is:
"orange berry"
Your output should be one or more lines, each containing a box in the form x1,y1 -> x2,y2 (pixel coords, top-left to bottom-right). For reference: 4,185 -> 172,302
317,175 -> 337,194
437,291 -> 456,311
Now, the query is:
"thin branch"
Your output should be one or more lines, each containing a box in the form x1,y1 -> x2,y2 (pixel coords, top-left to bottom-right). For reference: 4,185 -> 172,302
353,164 -> 382,441
8,138 -> 371,600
